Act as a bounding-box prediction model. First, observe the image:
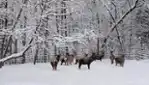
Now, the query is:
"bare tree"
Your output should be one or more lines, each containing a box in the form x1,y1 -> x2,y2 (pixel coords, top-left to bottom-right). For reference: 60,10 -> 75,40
103,0 -> 144,53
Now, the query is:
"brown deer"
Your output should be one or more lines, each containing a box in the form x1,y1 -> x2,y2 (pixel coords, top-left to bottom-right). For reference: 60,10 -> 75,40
96,50 -> 105,61
60,56 -> 67,65
109,51 -> 115,64
78,53 -> 96,70
75,54 -> 88,64
114,54 -> 125,67
75,56 -> 80,64
50,55 -> 60,70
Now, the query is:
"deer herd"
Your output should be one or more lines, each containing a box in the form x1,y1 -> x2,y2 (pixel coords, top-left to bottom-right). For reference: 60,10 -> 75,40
50,50 -> 125,71
0,50 -> 125,70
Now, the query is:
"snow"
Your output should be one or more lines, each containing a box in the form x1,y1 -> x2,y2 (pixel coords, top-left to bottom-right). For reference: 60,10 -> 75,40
53,29 -> 101,48
0,59 -> 149,85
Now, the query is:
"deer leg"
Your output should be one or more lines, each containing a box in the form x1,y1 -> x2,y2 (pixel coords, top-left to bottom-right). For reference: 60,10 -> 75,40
75,59 -> 78,64
87,63 -> 90,70
65,60 -> 67,65
53,65 -> 55,70
61,59 -> 64,65
54,62 -> 56,70
51,62 -> 54,70
66,59 -> 69,65
121,62 -> 124,67
113,59 -> 115,64
115,62 -> 117,66
78,63 -> 81,69
61,61 -> 63,65
55,62 -> 57,70
65,61 -> 67,65
111,59 -> 114,64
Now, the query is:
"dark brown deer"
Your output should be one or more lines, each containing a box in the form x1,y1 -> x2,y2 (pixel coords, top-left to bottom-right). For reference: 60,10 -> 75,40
50,55 -> 60,70
95,50 -> 105,61
78,53 -> 96,70
56,54 -> 61,63
60,56 -> 68,65
114,54 -> 125,67
109,51 -> 115,64
75,54 -> 87,64
61,53 -> 75,65
75,56 -> 81,64
60,53 -> 70,65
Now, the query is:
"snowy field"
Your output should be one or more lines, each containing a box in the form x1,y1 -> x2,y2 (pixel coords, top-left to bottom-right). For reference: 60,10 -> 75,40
0,59 -> 149,85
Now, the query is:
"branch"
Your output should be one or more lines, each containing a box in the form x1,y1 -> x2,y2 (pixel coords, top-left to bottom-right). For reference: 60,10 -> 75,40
102,1 -> 124,51
0,38 -> 33,62
11,0 -> 29,30
11,8 -> 23,30
103,0 -> 140,44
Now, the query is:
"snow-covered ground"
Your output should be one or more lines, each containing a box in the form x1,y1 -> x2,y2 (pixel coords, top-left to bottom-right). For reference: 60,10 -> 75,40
0,59 -> 149,85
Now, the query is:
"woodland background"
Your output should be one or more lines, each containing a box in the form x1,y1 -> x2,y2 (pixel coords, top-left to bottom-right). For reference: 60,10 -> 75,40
0,0 -> 149,64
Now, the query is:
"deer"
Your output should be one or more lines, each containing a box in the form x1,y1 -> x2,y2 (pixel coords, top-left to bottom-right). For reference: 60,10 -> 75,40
78,53 -> 96,70
109,51 -> 115,64
50,55 -> 60,71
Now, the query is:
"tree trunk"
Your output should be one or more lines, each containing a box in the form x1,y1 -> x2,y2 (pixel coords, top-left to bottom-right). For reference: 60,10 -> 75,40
54,45 -> 57,56
22,33 -> 26,64
0,61 -> 4,68
34,43 -> 39,65
43,48 -> 47,63
22,16 -> 27,64
104,2 -> 123,52
3,36 -> 12,58
97,37 -> 100,55
1,35 -> 6,59
14,39 -> 18,64
4,0 -> 8,29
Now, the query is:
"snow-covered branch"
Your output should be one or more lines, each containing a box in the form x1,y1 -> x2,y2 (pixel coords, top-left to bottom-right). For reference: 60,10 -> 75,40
0,38 -> 33,62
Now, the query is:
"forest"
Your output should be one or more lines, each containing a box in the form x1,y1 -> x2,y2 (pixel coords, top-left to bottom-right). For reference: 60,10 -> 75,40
1,0 -> 149,85
0,0 -> 149,66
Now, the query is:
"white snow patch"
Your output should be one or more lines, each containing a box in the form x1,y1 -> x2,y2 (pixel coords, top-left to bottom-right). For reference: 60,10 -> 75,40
0,60 -> 149,85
